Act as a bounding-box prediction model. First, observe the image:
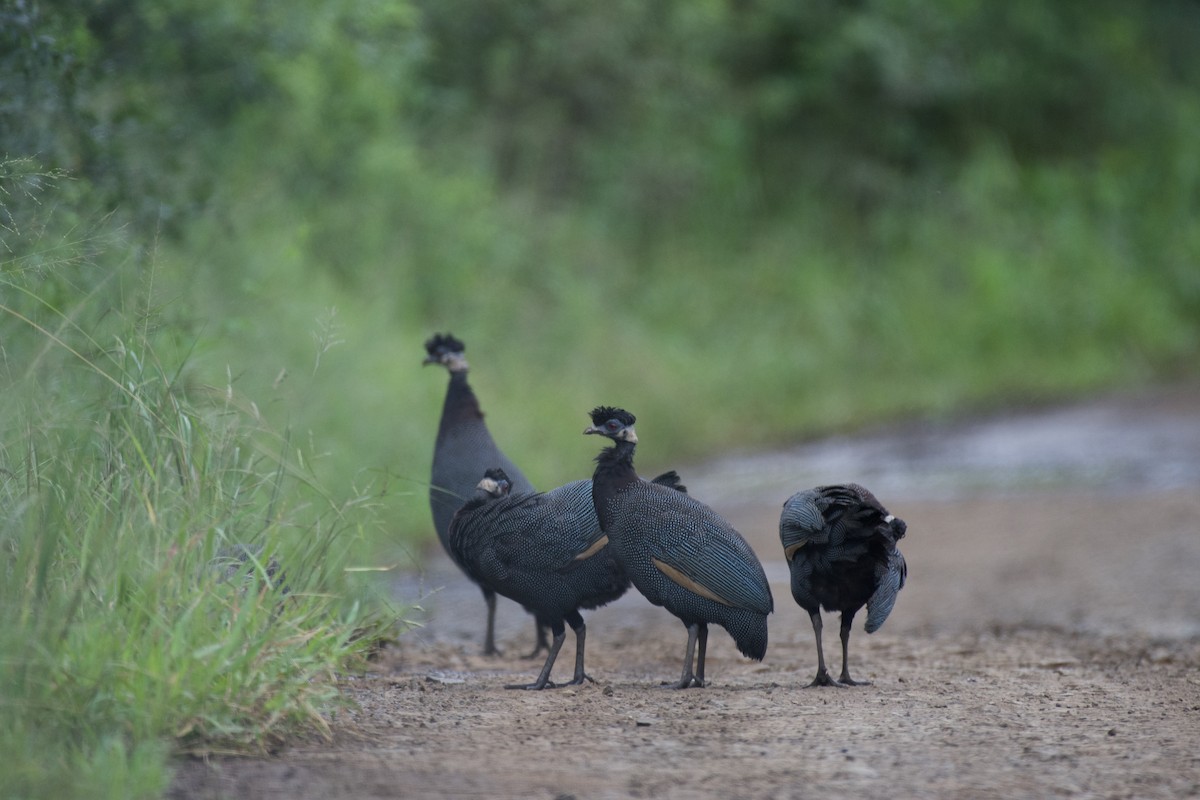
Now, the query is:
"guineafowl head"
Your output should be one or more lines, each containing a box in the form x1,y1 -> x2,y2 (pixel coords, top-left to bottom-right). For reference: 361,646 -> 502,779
423,333 -> 468,372
583,406 -> 638,443
476,467 -> 512,497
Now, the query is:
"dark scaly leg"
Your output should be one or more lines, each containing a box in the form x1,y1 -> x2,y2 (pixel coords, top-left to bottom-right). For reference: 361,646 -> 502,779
693,624 -> 709,688
838,609 -> 870,686
563,610 -> 595,686
806,609 -> 842,687
663,623 -> 702,689
506,619 -> 565,690
482,587 -> 502,657
524,621 -> 552,659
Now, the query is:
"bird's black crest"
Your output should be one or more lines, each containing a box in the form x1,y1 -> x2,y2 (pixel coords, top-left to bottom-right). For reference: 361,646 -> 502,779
424,332 -> 466,357
588,406 -> 636,426
483,467 -> 509,482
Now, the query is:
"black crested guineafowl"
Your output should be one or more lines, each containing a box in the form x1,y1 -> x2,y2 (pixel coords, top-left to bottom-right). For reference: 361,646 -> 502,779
584,406 -> 773,688
780,483 -> 907,687
448,465 -> 688,689
448,468 -> 629,689
424,332 -> 544,656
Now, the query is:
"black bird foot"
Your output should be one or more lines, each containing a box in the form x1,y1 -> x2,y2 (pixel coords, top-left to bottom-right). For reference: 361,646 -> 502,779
564,673 -> 596,686
660,676 -> 705,689
838,675 -> 871,686
482,644 -> 504,658
806,669 -> 845,688
504,680 -> 556,690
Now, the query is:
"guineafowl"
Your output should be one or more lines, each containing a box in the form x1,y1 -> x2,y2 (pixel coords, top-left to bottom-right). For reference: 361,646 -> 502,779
448,464 -> 688,689
424,332 -> 545,656
780,483 -> 908,687
448,469 -> 629,689
585,406 -> 773,688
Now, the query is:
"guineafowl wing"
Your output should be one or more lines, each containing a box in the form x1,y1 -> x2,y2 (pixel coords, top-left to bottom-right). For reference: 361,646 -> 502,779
780,489 -> 827,561
865,547 -> 907,633
645,490 -> 773,615
489,482 -> 608,573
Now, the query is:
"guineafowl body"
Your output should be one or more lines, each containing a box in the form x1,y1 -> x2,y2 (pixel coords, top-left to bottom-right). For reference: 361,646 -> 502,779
424,333 -> 540,656
585,406 -> 773,688
448,469 -> 629,689
780,483 -> 908,687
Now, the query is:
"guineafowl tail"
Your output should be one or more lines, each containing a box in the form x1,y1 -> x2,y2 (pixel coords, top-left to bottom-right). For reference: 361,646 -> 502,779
728,611 -> 769,662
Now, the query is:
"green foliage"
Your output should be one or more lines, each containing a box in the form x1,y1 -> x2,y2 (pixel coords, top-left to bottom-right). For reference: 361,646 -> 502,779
1,169 -> 394,798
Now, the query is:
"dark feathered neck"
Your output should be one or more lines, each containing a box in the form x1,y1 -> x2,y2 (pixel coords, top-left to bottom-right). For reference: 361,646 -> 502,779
437,370 -> 484,438
591,440 -> 639,530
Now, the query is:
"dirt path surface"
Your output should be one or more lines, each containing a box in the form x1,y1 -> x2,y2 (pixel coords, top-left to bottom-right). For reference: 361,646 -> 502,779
170,388 -> 1200,799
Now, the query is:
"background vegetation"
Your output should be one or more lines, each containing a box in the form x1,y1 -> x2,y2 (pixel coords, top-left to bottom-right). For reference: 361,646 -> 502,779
3,0 -> 1199,795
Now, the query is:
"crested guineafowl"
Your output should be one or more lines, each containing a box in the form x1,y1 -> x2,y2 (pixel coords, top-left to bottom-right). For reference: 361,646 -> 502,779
584,406 -> 773,688
424,332 -> 545,656
448,464 -> 688,689
780,483 -> 908,687
448,468 -> 629,689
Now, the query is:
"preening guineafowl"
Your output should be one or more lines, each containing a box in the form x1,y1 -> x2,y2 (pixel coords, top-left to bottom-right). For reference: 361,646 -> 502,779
424,333 -> 543,656
585,406 -> 773,688
448,469 -> 629,689
780,483 -> 908,687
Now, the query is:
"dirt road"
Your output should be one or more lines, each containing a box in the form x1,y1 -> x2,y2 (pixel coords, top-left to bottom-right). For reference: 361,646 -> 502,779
170,387 -> 1200,799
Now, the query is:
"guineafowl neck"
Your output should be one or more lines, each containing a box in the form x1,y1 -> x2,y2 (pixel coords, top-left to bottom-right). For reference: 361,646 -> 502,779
438,371 -> 484,436
591,441 -> 639,531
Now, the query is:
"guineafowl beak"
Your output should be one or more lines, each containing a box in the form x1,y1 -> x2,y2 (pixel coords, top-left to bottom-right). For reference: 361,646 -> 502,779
583,424 -> 637,443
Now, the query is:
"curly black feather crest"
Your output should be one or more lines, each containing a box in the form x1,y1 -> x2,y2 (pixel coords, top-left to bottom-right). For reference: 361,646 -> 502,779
483,467 -> 509,482
588,406 -> 636,426
424,332 -> 466,356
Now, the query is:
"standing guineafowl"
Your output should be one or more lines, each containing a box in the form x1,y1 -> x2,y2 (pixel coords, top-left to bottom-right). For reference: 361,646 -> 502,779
585,406 -> 773,688
780,483 -> 908,687
424,332 -> 544,656
448,468 -> 630,689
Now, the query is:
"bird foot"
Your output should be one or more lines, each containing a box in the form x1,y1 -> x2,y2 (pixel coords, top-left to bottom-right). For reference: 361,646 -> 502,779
483,644 -> 504,658
565,673 -> 596,686
504,680 -> 556,690
838,675 -> 871,686
660,676 -> 705,689
806,670 -> 845,688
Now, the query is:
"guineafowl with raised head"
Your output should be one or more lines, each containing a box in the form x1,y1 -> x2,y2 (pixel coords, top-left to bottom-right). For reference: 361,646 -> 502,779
585,406 -> 773,688
448,468 -> 630,689
780,483 -> 907,687
424,332 -> 544,656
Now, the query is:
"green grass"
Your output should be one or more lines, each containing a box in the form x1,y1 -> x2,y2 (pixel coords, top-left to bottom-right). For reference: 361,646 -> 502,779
0,259 -> 397,798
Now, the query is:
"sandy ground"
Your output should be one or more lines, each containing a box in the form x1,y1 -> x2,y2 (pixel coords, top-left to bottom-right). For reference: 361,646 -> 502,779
170,389 -> 1200,799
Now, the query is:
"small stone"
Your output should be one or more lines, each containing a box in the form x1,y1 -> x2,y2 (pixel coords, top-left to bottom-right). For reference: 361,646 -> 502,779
603,685 -> 615,696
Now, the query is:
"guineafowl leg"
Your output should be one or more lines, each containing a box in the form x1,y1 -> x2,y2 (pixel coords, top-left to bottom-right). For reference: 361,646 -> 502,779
807,610 -> 841,687
506,620 -> 565,690
693,624 -> 709,688
563,610 -> 595,686
838,610 -> 870,686
482,588 -> 502,657
524,621 -> 551,659
662,623 -> 703,689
